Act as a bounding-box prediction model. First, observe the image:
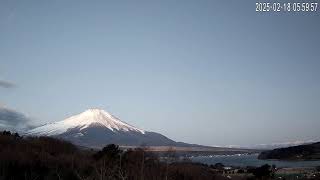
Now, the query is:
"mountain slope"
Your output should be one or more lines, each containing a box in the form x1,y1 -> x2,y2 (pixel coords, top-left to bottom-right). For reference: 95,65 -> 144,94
26,109 -> 189,148
258,142 -> 320,160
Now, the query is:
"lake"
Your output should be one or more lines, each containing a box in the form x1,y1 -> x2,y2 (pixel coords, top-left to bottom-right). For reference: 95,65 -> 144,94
190,154 -> 320,168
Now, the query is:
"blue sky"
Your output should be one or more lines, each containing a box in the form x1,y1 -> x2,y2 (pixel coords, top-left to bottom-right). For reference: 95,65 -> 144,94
1,0 -> 319,146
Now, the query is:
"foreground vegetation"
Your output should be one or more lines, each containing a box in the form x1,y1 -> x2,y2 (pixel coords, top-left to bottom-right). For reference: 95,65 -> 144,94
0,131 -> 319,180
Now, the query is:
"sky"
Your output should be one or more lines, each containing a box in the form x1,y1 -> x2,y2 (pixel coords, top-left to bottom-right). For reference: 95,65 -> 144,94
1,0 -> 319,147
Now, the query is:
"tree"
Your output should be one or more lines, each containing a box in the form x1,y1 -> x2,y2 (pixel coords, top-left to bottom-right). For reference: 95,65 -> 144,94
93,144 -> 122,160
93,144 -> 123,180
252,164 -> 273,178
2,130 -> 11,136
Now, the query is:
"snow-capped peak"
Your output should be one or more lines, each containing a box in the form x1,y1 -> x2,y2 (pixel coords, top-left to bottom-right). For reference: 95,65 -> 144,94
27,109 -> 145,136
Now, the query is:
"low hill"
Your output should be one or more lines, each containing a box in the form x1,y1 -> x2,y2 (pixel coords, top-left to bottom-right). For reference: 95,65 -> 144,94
258,142 -> 320,160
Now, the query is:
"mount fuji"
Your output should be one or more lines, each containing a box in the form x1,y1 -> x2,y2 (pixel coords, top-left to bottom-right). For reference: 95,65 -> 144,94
26,109 -> 194,148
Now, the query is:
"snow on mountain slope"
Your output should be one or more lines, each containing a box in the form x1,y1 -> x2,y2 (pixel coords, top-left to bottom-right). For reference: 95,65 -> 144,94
27,109 -> 145,136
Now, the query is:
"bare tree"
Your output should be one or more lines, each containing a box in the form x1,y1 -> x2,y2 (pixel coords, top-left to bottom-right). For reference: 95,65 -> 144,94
118,152 -> 127,180
164,146 -> 177,180
137,143 -> 151,180
55,167 -> 61,180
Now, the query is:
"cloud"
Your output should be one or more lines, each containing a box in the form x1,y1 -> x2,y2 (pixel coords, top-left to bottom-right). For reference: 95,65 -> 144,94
0,80 -> 16,88
0,107 -> 31,132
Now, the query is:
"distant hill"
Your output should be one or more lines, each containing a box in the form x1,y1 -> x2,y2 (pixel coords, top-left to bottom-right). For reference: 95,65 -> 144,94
258,142 -> 320,160
244,140 -> 319,150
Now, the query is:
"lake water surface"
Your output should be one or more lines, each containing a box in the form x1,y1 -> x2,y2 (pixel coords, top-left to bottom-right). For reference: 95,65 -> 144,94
190,154 -> 320,168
